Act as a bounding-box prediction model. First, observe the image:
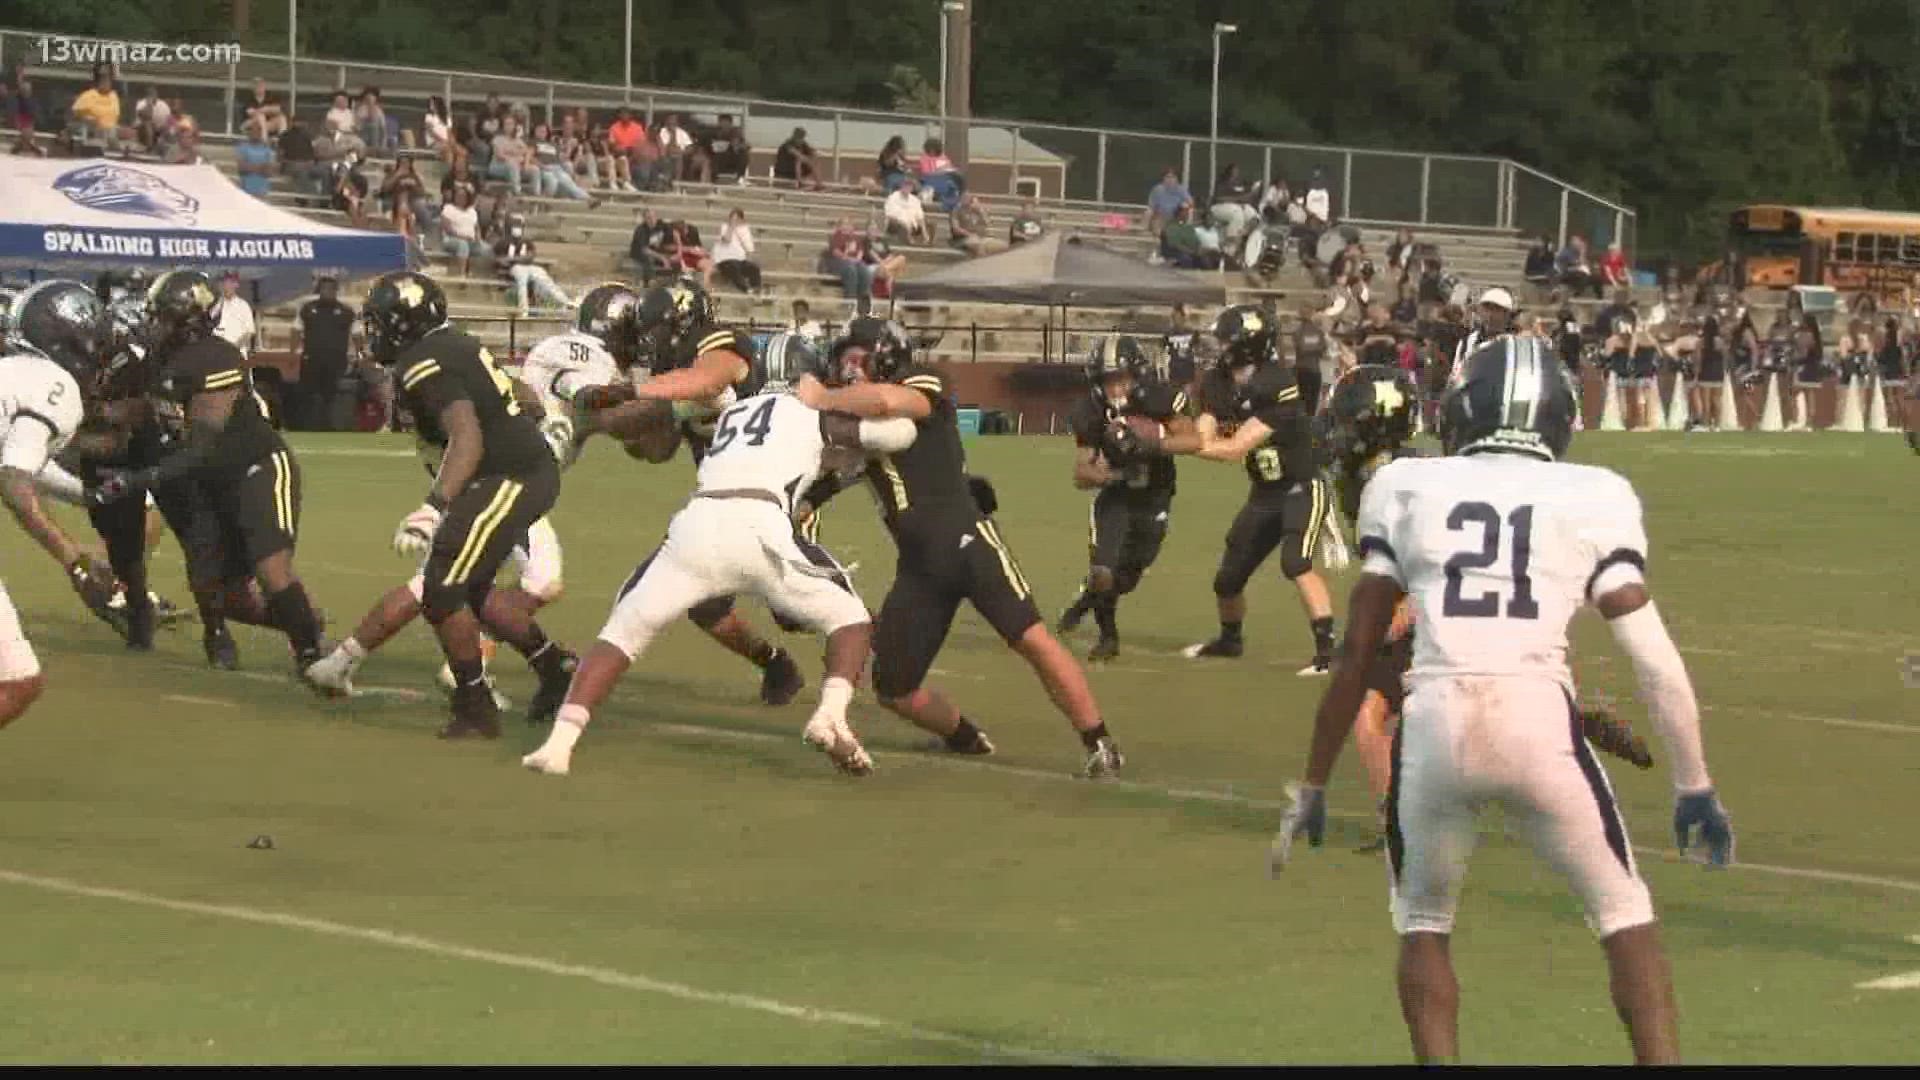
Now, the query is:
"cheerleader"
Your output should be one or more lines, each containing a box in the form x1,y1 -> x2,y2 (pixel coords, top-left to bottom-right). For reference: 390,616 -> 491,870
1733,309 -> 1762,429
1692,316 -> 1726,429
1789,314 -> 1827,431
1876,315 -> 1910,424
1628,326 -> 1663,431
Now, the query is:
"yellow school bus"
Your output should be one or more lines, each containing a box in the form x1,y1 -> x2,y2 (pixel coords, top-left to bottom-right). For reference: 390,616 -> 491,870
1726,205 -> 1920,296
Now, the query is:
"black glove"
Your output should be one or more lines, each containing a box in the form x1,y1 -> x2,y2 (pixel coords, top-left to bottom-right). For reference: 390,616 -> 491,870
966,474 -> 998,517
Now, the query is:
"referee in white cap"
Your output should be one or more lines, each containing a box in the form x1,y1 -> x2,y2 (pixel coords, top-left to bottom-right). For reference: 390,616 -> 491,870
1447,286 -> 1518,389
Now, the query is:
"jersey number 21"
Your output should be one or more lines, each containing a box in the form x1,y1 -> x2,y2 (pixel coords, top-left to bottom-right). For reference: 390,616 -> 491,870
1441,501 -> 1539,619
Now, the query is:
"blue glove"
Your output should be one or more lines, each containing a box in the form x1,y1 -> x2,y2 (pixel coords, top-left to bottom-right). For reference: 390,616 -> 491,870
1269,783 -> 1327,877
1674,790 -> 1734,867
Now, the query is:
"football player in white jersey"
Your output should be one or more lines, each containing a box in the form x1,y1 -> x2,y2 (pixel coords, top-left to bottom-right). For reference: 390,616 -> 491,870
300,283 -> 633,701
1273,336 -> 1733,1065
522,375 -> 918,778
0,281 -> 122,724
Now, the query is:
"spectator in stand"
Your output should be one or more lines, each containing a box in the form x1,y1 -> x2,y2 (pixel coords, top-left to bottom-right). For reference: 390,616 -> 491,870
325,91 -> 356,139
700,113 -> 751,183
1141,166 -> 1194,239
949,193 -> 996,257
708,208 -> 763,294
478,93 -> 505,138
823,216 -> 876,302
7,67 -> 43,155
668,219 -> 713,280
1159,202 -> 1214,270
213,272 -> 256,355
292,275 -> 359,430
278,116 -> 322,195
355,87 -> 390,154
233,118 -> 277,199
1523,235 -> 1555,293
1557,234 -> 1601,297
380,155 -> 431,251
1304,168 -> 1332,227
243,78 -> 287,139
865,135 -> 910,195
1009,198 -> 1045,247
133,85 -> 171,151
884,176 -> 934,245
788,298 -> 824,343
1208,162 -> 1258,251
495,215 -> 572,315
330,149 -> 370,226
775,126 -> 823,190
864,233 -> 907,300
628,208 -> 676,284
488,116 -> 539,197
438,185 -> 481,275
1257,175 -> 1292,224
454,114 -> 489,173
529,121 -> 596,203
607,107 -> 655,190
166,114 -> 204,165
422,95 -> 452,159
580,119 -> 625,191
1386,228 -> 1416,284
1600,240 -> 1629,289
68,67 -> 123,149
917,137 -> 965,212
439,153 -> 479,207
654,112 -> 693,183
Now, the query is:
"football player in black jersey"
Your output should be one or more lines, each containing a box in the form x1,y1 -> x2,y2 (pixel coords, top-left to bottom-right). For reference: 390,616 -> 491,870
355,271 -> 578,738
87,270 -> 329,682
794,317 -> 1124,777
577,278 -> 807,706
1055,334 -> 1193,660
1176,304 -> 1338,674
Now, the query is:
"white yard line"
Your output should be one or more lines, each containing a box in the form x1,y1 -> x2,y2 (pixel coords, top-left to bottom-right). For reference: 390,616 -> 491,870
1821,718 -> 1920,736
0,869 -> 1083,1063
160,694 -> 236,709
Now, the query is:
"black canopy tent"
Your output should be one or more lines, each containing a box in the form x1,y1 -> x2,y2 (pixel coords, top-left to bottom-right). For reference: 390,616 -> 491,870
893,232 -> 1225,308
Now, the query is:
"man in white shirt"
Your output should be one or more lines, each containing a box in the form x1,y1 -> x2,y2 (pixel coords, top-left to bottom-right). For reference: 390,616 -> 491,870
883,177 -> 932,244
1305,170 -> 1332,226
212,271 -> 256,355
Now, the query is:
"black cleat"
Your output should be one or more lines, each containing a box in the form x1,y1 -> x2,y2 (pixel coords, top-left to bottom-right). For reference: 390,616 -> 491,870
122,600 -> 156,651
1296,654 -> 1333,677
1182,637 -> 1244,659
525,649 -> 578,725
1055,604 -> 1087,637
204,626 -> 240,670
440,682 -> 503,740
1088,635 -> 1121,662
758,648 -> 804,706
924,727 -> 997,756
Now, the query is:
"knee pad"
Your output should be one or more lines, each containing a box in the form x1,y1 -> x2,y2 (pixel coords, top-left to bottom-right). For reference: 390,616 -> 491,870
420,580 -> 468,626
1280,549 -> 1315,580
686,594 -> 735,630
1086,565 -> 1116,594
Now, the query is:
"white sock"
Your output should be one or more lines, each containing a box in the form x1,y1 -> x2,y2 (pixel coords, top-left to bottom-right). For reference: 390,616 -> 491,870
338,637 -> 368,672
818,676 -> 854,718
546,705 -> 589,753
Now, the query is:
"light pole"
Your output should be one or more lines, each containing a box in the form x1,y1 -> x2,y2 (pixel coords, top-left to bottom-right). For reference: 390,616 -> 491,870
1209,22 -> 1237,187
940,1 -> 964,125
624,0 -> 634,103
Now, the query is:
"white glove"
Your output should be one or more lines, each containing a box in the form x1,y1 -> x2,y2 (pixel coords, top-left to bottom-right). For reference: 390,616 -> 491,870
540,416 -> 577,467
1320,515 -> 1352,571
393,502 -> 443,559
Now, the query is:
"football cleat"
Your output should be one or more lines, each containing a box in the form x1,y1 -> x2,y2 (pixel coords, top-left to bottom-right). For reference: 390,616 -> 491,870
802,711 -> 874,776
204,626 -> 240,670
1088,636 -> 1121,662
1055,603 -> 1087,637
1182,637 -> 1244,659
301,647 -> 358,698
520,744 -> 572,776
923,728 -> 997,756
525,650 -> 578,725
1082,736 -> 1125,779
122,599 -> 156,651
759,648 -> 805,706
439,682 -> 502,740
1296,654 -> 1333,677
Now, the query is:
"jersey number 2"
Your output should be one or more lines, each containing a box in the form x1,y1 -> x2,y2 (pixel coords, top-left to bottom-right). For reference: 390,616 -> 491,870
708,397 -> 775,456
1441,502 -> 1539,619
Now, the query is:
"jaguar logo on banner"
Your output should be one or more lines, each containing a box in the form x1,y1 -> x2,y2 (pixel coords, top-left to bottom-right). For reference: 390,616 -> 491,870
52,163 -> 200,224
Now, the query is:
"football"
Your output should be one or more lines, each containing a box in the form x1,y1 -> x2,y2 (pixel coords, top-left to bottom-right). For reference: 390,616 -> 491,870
615,398 -> 683,463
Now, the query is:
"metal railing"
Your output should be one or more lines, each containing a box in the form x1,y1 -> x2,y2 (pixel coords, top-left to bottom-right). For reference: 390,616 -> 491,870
0,25 -> 1634,252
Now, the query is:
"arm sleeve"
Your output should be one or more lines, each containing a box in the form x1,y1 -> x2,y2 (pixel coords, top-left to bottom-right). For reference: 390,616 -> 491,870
1354,460 -> 1406,586
1,369 -> 82,474
1606,602 -> 1711,793
34,459 -> 88,506
0,416 -> 58,475
856,417 -> 919,453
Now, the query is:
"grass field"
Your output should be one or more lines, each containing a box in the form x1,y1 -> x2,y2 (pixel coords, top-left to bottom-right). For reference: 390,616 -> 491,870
1,429 -> 1916,1064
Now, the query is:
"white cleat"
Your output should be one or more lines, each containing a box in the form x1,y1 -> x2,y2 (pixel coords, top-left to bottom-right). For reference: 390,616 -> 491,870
302,648 -> 358,697
803,712 -> 874,776
520,745 -> 572,777
439,663 -> 511,710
